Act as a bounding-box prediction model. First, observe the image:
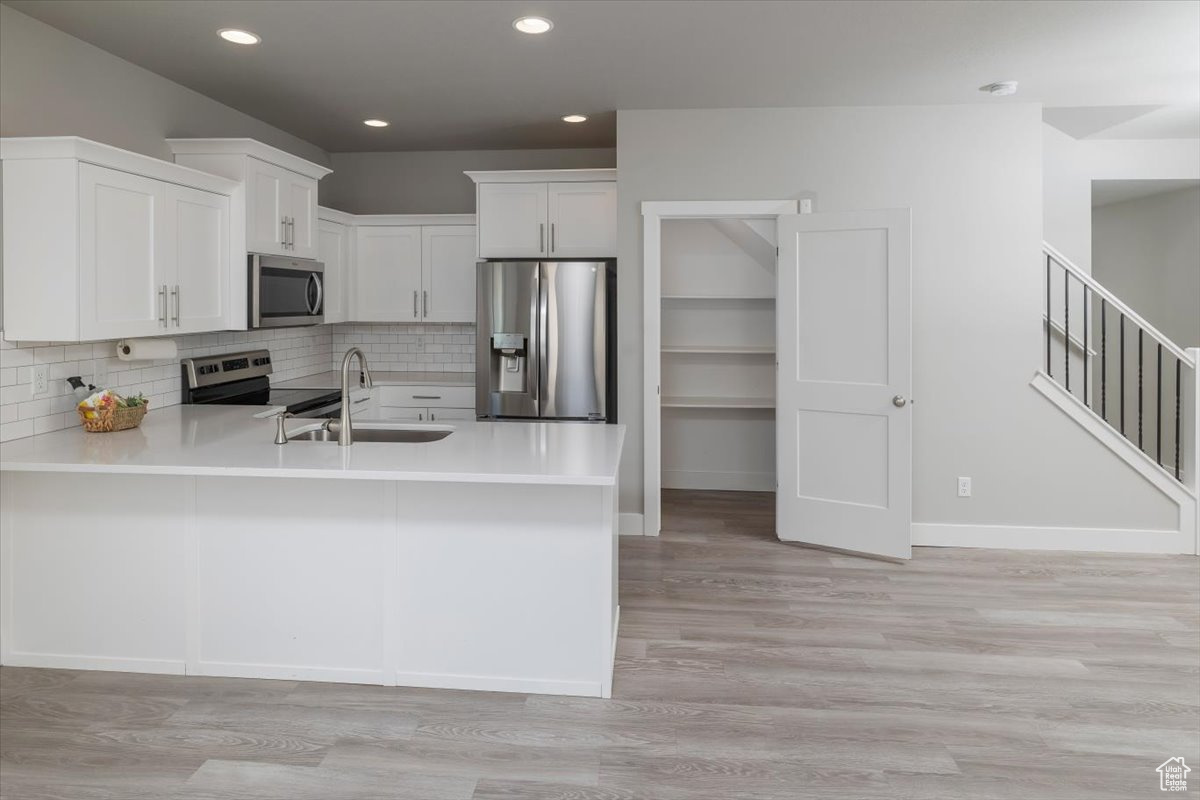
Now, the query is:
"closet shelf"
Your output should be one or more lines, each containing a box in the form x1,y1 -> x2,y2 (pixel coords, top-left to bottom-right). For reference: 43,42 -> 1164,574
661,294 -> 775,302
661,345 -> 775,355
661,395 -> 775,409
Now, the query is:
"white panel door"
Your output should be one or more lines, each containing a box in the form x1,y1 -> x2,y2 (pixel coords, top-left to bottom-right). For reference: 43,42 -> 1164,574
378,406 -> 427,421
421,225 -> 477,322
285,174 -> 318,258
477,182 -> 547,257
78,164 -> 167,340
353,226 -> 422,322
776,209 -> 911,559
167,183 -> 228,333
318,219 -> 349,323
428,407 -> 475,421
245,159 -> 287,256
547,182 -> 617,258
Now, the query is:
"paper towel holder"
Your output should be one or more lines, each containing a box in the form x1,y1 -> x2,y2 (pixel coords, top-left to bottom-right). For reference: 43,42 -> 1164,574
116,337 -> 178,362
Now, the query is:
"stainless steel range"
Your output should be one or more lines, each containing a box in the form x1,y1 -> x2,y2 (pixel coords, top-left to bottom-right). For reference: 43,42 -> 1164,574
181,349 -> 341,418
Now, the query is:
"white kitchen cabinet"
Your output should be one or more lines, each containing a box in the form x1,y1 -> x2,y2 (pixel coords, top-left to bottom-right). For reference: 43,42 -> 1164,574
1,138 -> 238,342
427,407 -> 475,421
317,208 -> 353,324
467,170 -> 616,259
547,182 -> 617,258
421,225 -> 477,322
346,215 -> 476,323
354,226 -> 423,322
476,183 -> 548,258
375,384 -> 475,422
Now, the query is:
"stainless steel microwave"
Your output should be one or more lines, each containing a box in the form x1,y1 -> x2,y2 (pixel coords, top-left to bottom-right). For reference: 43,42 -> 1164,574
249,254 -> 324,328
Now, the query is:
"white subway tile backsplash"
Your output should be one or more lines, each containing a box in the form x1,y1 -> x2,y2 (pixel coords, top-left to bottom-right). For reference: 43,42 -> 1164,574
1,321 -> 472,443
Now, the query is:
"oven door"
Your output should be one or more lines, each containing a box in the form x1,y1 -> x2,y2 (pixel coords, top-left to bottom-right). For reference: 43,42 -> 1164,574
250,254 -> 325,328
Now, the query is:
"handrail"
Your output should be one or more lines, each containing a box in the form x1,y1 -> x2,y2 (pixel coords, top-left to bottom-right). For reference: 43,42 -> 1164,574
1043,242 -> 1195,367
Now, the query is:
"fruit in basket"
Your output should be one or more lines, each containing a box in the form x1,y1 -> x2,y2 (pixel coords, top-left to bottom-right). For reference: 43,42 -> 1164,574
120,393 -> 147,408
77,390 -> 145,418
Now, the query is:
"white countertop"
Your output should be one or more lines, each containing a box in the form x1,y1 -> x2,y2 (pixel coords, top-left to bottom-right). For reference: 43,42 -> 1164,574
272,371 -> 474,390
0,405 -> 624,487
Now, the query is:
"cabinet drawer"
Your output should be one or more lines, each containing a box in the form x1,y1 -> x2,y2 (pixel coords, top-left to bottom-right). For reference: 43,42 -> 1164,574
377,385 -> 474,408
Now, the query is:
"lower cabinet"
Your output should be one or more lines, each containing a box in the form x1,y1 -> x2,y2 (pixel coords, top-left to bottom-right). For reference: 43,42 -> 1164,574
375,384 -> 475,422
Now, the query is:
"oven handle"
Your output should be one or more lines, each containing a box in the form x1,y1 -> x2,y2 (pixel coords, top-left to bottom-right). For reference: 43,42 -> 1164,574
306,272 -> 323,315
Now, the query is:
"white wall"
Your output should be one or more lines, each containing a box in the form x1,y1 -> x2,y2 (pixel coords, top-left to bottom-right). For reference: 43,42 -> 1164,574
320,149 -> 616,214
619,106 -> 1178,533
1043,124 -> 1200,271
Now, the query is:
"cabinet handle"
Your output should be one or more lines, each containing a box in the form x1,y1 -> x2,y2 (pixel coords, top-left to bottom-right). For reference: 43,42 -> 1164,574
418,411 -> 424,421
171,285 -> 180,326
539,223 -> 545,253
551,222 -> 556,253
423,290 -> 428,317
158,285 -> 167,326
413,290 -> 418,318
430,411 -> 436,421
412,395 -> 441,400
282,217 -> 289,249
288,217 -> 296,249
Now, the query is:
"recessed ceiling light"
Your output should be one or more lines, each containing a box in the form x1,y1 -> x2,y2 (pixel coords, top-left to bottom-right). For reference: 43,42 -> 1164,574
218,28 -> 260,45
562,114 -> 588,124
513,16 -> 553,34
979,81 -> 1019,96
363,119 -> 389,128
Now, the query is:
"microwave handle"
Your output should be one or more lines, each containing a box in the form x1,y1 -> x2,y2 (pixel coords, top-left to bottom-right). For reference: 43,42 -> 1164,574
306,272 -> 323,315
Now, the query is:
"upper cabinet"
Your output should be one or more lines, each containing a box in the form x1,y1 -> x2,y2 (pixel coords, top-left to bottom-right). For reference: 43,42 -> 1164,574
468,170 -> 616,259
1,137 -> 237,342
349,215 -> 477,324
167,139 -> 330,327
317,206 -> 354,325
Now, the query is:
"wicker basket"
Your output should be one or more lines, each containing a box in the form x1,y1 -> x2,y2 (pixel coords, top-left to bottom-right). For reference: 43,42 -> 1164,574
77,402 -> 149,433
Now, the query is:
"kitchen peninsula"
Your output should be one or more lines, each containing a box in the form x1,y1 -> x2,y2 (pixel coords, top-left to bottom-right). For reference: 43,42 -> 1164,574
0,406 -> 624,698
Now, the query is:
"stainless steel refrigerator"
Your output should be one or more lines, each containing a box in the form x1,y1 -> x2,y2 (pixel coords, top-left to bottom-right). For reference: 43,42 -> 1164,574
476,260 -> 616,421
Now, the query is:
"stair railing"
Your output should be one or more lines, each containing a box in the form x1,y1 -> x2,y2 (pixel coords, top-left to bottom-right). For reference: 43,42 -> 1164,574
1042,243 -> 1196,484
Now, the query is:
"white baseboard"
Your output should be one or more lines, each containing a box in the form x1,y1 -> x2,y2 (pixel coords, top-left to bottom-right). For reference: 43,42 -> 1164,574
912,522 -> 1196,555
619,512 -> 644,536
393,670 -> 603,698
194,661 -> 388,685
662,470 -> 774,492
1,653 -> 186,675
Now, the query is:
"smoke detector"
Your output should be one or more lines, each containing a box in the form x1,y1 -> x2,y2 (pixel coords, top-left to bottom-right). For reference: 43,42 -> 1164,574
979,81 -> 1019,96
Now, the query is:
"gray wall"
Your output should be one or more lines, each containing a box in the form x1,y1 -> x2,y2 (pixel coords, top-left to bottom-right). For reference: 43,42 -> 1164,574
320,149 -> 616,214
1094,187 -> 1200,348
0,5 -> 328,166
618,106 -> 1177,532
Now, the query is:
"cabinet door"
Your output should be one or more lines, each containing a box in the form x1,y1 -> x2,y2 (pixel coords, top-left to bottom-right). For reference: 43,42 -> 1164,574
318,219 -> 349,323
547,182 -> 617,258
78,164 -> 169,340
353,226 -> 422,322
246,159 -> 287,256
427,407 -> 475,421
285,175 -> 318,258
166,183 -> 229,334
421,225 -> 477,323
477,183 -> 547,258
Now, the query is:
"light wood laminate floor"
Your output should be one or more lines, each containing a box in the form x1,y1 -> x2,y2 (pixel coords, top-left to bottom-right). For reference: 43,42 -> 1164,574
2,489 -> 1198,799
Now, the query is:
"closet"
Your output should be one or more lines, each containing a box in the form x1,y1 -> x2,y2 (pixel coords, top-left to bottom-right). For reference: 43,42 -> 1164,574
659,218 -> 778,492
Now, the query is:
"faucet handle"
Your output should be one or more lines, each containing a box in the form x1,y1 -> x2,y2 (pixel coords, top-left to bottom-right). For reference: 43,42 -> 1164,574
274,410 -> 295,445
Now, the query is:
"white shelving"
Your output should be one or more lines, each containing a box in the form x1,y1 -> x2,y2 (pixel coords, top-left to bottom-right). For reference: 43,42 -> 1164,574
658,218 -> 778,493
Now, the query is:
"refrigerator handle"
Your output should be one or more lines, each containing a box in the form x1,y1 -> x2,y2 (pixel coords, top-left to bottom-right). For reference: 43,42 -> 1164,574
530,266 -> 541,416
539,263 -> 552,418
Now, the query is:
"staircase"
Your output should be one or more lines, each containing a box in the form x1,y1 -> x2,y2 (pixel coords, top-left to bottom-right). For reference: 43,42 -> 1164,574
1034,243 -> 1198,553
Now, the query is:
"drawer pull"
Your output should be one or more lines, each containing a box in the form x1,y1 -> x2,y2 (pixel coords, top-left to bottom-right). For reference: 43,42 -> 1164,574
412,395 -> 441,400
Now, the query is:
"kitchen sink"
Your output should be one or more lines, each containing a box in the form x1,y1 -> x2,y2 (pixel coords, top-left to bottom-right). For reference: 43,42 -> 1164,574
289,423 -> 454,443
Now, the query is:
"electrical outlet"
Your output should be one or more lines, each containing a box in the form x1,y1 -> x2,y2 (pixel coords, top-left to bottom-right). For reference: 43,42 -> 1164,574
414,336 -> 426,353
800,198 -> 814,214
957,477 -> 972,497
32,364 -> 50,396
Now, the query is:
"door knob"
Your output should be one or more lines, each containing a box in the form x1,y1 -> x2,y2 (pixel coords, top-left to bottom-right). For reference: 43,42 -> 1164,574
892,395 -> 907,408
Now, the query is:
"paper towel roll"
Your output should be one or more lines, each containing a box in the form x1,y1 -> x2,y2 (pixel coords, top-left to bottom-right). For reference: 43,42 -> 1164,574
116,338 -> 178,362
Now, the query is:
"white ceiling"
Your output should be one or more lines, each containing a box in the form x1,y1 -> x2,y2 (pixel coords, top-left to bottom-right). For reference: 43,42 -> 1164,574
1092,179 -> 1200,207
5,0 -> 1199,152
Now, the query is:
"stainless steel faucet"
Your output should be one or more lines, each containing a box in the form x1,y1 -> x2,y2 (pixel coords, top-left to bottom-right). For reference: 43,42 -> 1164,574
338,347 -> 373,446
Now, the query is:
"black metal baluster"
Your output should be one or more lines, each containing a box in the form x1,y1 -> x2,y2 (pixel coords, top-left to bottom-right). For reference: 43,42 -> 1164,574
1138,328 -> 1144,450
1176,358 -> 1183,481
1120,315 -> 1126,435
1101,299 -> 1107,419
1045,256 -> 1052,377
1157,343 -> 1163,466
1083,286 -> 1089,408
1064,270 -> 1070,393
